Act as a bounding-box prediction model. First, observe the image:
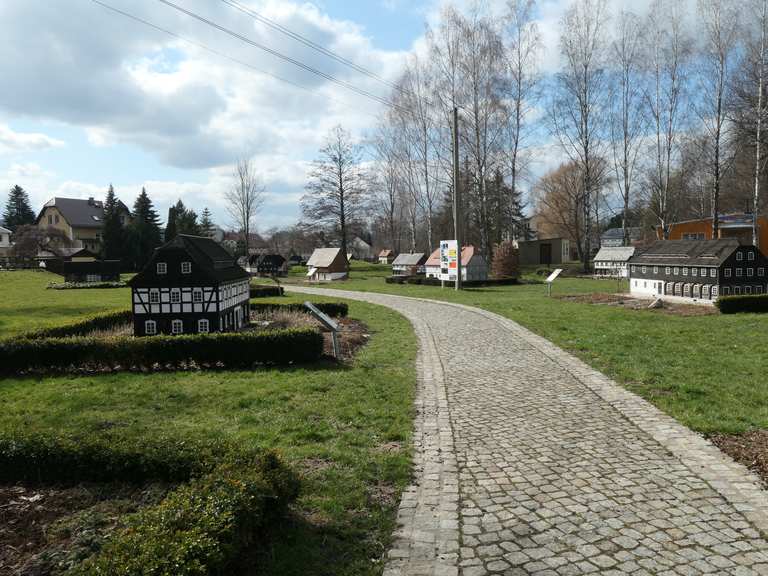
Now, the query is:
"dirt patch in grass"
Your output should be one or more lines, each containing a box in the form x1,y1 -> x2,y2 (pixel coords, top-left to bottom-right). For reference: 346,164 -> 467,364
0,483 -> 167,576
557,293 -> 718,317
321,318 -> 371,361
710,431 -> 768,487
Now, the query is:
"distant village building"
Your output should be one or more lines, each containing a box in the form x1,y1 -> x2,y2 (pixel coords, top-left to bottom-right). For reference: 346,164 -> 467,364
593,247 -> 635,278
518,238 -> 575,266
250,253 -> 288,277
61,248 -> 121,283
628,239 -> 768,302
128,235 -> 250,336
36,197 -> 131,253
661,213 -> 768,256
378,249 -> 395,265
425,246 -> 488,281
0,225 -> 11,262
306,248 -> 348,282
601,227 -> 644,247
392,252 -> 426,276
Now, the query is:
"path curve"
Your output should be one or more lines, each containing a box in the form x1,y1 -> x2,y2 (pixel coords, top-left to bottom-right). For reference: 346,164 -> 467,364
289,286 -> 768,575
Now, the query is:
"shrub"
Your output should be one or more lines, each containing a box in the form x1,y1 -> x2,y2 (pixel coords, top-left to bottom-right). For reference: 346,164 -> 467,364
47,281 -> 127,290
18,310 -> 133,340
249,301 -> 348,318
70,451 -> 298,576
716,294 -> 768,314
249,285 -> 284,298
0,328 -> 324,375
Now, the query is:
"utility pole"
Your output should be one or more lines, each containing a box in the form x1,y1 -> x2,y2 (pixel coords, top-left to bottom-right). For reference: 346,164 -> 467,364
453,106 -> 462,290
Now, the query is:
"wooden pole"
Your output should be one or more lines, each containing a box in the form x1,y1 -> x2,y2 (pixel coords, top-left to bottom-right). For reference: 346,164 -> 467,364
453,107 -> 462,291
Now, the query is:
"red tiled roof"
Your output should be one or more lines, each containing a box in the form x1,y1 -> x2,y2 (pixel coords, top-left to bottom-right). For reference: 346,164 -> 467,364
425,245 -> 476,266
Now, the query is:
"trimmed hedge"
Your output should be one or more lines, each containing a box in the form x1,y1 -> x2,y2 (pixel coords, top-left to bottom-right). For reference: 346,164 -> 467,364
250,301 -> 349,318
0,328 -> 323,375
385,275 -> 518,287
18,310 -> 132,340
0,432 -> 230,485
71,451 -> 298,576
47,281 -> 127,290
249,285 -> 284,298
716,294 -> 768,314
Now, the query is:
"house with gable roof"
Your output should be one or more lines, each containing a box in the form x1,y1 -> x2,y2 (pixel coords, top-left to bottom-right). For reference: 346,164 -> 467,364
36,197 -> 131,253
306,247 -> 348,281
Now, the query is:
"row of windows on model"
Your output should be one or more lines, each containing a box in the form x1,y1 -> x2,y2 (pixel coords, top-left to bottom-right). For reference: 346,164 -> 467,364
632,280 -> 766,297
156,262 -> 191,274
145,285 -> 246,304
144,318 -> 208,335
631,265 -> 766,278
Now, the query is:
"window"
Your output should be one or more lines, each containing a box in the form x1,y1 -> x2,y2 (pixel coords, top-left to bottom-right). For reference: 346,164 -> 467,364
171,320 -> 183,335
156,262 -> 167,275
145,320 -> 157,335
710,268 -> 716,278
666,267 -> 671,275
712,285 -> 719,297
725,268 -> 732,278
181,261 -> 192,274
759,268 -> 766,277
748,251 -> 756,261
653,267 -> 659,274
692,268 -> 698,277
746,286 -> 753,294
631,265 -> 637,273
748,268 -> 755,277
193,290 -> 203,303
682,267 -> 688,276
674,267 -> 679,275
198,319 -> 209,334
171,289 -> 181,304
737,252 -> 744,261
735,286 -> 742,295
642,266 -> 647,274
736,268 -> 743,277
723,286 -> 731,295
150,290 -> 160,304
86,274 -> 100,283
54,215 -> 60,224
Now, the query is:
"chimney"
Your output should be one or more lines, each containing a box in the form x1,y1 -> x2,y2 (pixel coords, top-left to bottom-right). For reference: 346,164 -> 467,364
88,197 -> 95,206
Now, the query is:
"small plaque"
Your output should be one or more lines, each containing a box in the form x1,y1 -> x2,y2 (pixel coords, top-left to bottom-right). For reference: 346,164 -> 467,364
304,301 -> 338,332
545,269 -> 563,283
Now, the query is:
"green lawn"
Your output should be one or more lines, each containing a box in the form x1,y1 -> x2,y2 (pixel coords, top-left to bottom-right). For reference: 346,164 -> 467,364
0,272 -> 416,575
275,261 -> 768,435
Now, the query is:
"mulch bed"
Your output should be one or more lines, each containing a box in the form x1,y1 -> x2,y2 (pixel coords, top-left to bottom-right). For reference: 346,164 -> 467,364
556,293 -> 718,317
320,318 -> 370,361
710,431 -> 768,487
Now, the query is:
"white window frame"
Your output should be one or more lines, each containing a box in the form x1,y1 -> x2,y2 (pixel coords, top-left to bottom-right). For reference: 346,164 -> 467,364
737,252 -> 744,261
724,268 -> 732,278
736,268 -> 743,277
748,268 -> 755,277
642,266 -> 647,274
193,289 -> 203,303
145,320 -> 157,335
156,262 -> 167,275
86,274 -> 101,283
665,267 -> 671,275
653,266 -> 658,274
682,267 -> 688,276
723,286 -> 730,295
150,289 -> 160,304
674,267 -> 679,275
181,261 -> 192,274
745,286 -> 753,294
759,267 -> 766,277
692,268 -> 698,277
171,289 -> 181,304
748,251 -> 755,261
198,319 -> 210,333
171,319 -> 184,335
631,265 -> 636,273
710,268 -> 716,278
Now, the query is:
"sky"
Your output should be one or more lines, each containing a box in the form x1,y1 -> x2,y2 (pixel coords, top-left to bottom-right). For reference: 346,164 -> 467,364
0,0 -> 667,232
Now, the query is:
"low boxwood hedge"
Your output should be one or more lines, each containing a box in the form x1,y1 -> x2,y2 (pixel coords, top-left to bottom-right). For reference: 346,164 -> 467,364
71,451 -> 298,576
0,328 -> 323,375
250,301 -> 348,318
716,294 -> 768,314
249,285 -> 284,298
18,310 -> 132,340
47,281 -> 127,290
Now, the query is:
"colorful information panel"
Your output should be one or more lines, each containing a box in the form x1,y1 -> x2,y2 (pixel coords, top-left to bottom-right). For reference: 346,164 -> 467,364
439,239 -> 458,281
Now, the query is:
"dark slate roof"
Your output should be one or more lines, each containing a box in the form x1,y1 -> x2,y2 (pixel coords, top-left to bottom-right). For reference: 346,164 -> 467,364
129,234 -> 248,286
630,239 -> 741,266
36,197 -> 129,229
252,254 -> 286,268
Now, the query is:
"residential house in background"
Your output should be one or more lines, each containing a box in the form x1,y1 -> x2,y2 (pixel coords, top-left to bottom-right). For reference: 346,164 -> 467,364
628,239 -> 768,302
593,246 -> 635,278
128,235 -> 250,336
306,247 -> 348,281
35,197 -> 131,253
660,213 -> 768,256
0,225 -> 11,262
378,249 -> 395,265
518,238 -> 575,267
425,246 -> 489,281
391,252 -> 426,276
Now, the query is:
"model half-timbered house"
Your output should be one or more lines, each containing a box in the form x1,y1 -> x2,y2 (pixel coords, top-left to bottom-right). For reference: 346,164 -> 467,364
128,235 -> 250,336
628,239 -> 768,302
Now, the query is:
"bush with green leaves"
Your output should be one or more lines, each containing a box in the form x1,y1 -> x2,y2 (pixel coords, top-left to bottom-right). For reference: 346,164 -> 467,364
715,294 -> 768,314
249,285 -> 284,298
249,301 -> 348,318
0,328 -> 323,375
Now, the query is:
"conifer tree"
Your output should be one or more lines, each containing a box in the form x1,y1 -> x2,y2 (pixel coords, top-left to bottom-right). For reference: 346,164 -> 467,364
126,187 -> 162,270
2,185 -> 35,231
101,185 -> 125,261
199,207 -> 215,237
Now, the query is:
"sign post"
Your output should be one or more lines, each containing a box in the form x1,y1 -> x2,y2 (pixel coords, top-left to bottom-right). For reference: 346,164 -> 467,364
545,268 -> 563,297
439,240 -> 459,283
304,302 -> 340,358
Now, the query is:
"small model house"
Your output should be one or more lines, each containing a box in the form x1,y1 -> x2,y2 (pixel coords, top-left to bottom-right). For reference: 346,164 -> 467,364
425,246 -> 488,281
378,249 -> 395,265
392,252 -> 426,276
306,248 -> 348,282
60,248 -> 120,283
128,235 -> 250,336
628,239 -> 768,302
249,253 -> 288,277
593,246 -> 635,278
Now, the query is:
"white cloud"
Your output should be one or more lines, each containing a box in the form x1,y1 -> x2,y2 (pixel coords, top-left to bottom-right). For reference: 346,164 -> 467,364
0,125 -> 64,155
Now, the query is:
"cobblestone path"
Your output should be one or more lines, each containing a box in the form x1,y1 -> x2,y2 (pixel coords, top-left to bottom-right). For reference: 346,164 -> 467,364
289,287 -> 768,575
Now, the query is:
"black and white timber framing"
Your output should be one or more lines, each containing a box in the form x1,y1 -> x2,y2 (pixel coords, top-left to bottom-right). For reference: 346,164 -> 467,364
128,235 -> 250,336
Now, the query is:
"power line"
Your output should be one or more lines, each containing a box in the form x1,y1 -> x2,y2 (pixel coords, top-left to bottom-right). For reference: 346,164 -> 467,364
89,0 -> 383,119
154,0 -> 403,112
218,0 -> 404,95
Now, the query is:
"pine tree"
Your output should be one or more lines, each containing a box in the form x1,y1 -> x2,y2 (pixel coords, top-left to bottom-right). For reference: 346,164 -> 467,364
174,200 -> 200,236
2,185 -> 36,231
101,185 -> 125,261
126,187 -> 162,270
199,207 -> 215,237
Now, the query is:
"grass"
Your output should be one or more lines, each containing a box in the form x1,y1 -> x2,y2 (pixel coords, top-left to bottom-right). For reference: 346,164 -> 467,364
0,272 -> 416,575
271,260 -> 768,435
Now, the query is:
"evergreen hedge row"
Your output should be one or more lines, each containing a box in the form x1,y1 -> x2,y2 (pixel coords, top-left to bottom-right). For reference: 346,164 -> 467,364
0,328 -> 323,375
249,285 -> 284,298
715,294 -> 768,314
250,301 -> 348,318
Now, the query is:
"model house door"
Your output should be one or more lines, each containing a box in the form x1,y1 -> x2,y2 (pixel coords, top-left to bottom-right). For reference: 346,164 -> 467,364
540,244 -> 552,266
657,282 -> 662,295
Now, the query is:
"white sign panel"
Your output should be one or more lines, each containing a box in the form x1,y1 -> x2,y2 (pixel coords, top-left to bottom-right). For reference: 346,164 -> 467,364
545,268 -> 563,283
439,240 -> 459,281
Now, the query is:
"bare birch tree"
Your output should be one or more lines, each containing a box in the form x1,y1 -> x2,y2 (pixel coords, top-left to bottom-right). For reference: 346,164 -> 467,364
750,0 -> 768,248
225,158 -> 265,257
550,0 -> 610,272
371,120 -> 403,252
